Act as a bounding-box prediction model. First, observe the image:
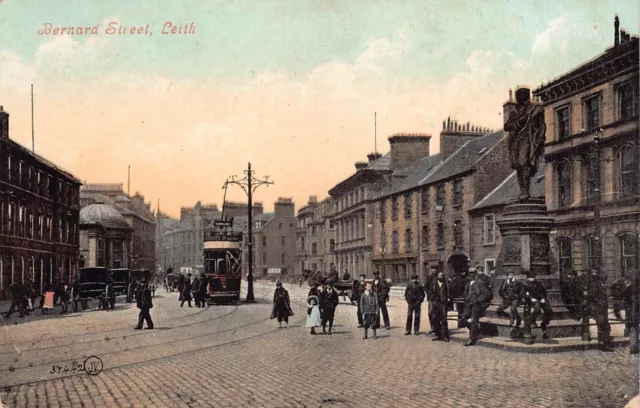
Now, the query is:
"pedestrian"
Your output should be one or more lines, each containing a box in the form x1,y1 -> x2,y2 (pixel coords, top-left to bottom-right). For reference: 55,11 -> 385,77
325,267 -> 339,286
476,266 -> 494,309
496,272 -> 522,327
404,274 -> 425,335
429,271 -> 450,342
352,274 -> 366,328
589,270 -> 614,352
360,280 -> 379,340
135,280 -> 154,330
320,282 -> 339,335
192,275 -> 201,307
177,273 -> 186,301
197,273 -> 207,308
271,281 -> 294,328
461,268 -> 492,346
4,283 -> 27,318
372,271 -> 390,330
60,282 -> 71,314
181,273 -> 193,307
342,269 -> 351,281
425,268 -> 437,335
520,272 -> 553,340
306,284 -> 322,335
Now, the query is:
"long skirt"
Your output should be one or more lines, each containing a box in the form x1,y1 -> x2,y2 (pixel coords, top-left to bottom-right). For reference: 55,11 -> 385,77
306,305 -> 322,327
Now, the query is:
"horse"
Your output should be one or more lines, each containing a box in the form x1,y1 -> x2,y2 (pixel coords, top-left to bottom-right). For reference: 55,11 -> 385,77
300,270 -> 325,287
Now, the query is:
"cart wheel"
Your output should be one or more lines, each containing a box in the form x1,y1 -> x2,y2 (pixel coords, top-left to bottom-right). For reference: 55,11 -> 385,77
82,300 -> 88,310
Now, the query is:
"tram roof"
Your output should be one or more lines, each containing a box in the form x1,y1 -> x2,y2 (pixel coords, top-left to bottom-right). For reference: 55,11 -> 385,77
204,241 -> 241,250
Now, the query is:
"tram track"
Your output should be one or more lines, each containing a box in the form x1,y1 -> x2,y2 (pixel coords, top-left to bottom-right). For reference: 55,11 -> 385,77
0,305 -> 239,357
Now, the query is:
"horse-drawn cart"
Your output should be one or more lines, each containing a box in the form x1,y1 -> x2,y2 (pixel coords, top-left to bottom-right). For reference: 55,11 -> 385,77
73,267 -> 109,312
333,280 -> 356,304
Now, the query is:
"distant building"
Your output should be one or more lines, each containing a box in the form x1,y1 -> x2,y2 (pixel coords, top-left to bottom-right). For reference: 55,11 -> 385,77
0,105 -> 82,297
81,184 -> 156,272
79,203 -> 133,269
533,16 -> 639,280
155,208 -> 178,273
295,196 -> 335,274
243,198 -> 296,278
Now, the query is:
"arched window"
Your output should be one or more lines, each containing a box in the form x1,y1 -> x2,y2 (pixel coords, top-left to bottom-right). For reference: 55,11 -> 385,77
557,237 -> 573,277
585,235 -> 602,272
583,153 -> 600,207
557,160 -> 572,208
620,233 -> 639,276
21,256 -> 25,283
619,144 -> 639,199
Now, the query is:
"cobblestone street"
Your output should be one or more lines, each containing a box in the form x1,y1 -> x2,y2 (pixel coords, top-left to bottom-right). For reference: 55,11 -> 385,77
0,281 -> 638,408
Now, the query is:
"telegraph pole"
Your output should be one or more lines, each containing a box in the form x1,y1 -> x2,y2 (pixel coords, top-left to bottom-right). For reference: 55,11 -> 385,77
224,162 -> 274,303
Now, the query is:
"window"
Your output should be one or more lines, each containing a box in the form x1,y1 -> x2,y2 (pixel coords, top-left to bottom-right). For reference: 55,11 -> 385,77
584,94 -> 600,131
484,214 -> 495,245
618,82 -> 637,120
557,237 -> 573,277
311,226 -> 317,236
329,239 -> 335,253
300,237 -> 305,251
281,253 -> 285,263
262,253 -> 266,263
421,188 -> 429,213
453,219 -> 463,247
281,236 -> 285,246
556,105 -> 571,140
453,179 -> 463,206
391,230 -> 398,254
380,230 -> 387,251
312,263 -> 317,271
7,156 -> 11,181
278,223 -> 282,229
584,153 -> 600,206
7,203 -> 13,234
421,225 -> 429,248
404,228 -> 412,251
379,200 -> 386,222
436,223 -> 444,248
621,233 -> 639,275
262,236 -> 267,247
436,184 -> 445,206
391,196 -> 399,220
619,145 -> 638,199
311,242 -> 317,255
484,259 -> 496,274
403,192 -> 412,219
557,160 -> 572,208
586,236 -> 602,272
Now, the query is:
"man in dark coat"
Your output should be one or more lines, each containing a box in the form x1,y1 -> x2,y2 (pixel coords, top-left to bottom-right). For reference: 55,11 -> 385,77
325,267 -> 339,286
352,274 -> 366,327
461,268 -> 492,346
177,273 -> 186,301
192,275 -> 201,307
4,283 -> 27,318
360,281 -> 379,340
429,271 -> 450,341
197,273 -> 208,308
135,280 -> 154,330
181,274 -> 193,307
425,268 -> 437,335
320,283 -> 340,335
271,281 -> 294,328
588,271 -> 614,351
404,274 -> 425,335
372,271 -> 391,330
520,272 -> 553,339
497,272 -> 522,327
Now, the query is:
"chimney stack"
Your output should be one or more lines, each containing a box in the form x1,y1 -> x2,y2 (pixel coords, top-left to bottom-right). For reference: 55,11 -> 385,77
0,106 -> 8,140
615,15 -> 620,46
503,88 -> 517,125
387,133 -> 431,170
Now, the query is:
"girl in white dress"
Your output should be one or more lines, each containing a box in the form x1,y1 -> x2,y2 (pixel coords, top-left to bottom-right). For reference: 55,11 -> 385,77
306,294 -> 322,334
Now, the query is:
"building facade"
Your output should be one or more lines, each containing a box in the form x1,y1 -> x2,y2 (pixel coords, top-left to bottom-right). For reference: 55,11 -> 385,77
79,203 -> 133,269
295,196 -> 335,274
81,184 -> 156,272
329,151 -> 391,279
0,106 -> 82,297
533,18 -> 639,281
243,198 -> 296,277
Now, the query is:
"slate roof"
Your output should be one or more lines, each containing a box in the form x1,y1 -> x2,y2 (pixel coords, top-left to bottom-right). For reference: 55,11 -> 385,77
419,130 -> 506,186
471,160 -> 546,211
328,153 -> 392,196
375,153 -> 442,199
365,153 -> 391,171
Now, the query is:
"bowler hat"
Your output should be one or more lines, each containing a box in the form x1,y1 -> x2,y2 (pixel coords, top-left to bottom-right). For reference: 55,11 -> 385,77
275,281 -> 282,287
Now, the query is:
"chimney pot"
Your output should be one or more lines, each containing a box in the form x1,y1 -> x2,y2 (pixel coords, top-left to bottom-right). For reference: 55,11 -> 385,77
615,15 -> 620,46
508,89 -> 513,100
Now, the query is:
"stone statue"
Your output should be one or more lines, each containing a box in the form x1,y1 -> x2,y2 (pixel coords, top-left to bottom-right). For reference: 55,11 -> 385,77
504,87 -> 546,201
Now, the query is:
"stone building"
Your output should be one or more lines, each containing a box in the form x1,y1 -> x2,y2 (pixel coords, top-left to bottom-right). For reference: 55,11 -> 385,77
80,184 -> 156,272
371,122 -> 508,283
468,162 -> 546,274
533,17 -> 639,280
155,208 -> 178,273
79,203 -> 133,269
329,150 -> 391,279
295,196 -> 335,274
242,198 -> 296,277
164,201 -> 263,273
0,106 -> 82,297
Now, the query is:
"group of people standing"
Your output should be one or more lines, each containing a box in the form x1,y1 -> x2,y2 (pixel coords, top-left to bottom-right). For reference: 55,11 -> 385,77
176,272 -> 208,308
4,281 -> 75,318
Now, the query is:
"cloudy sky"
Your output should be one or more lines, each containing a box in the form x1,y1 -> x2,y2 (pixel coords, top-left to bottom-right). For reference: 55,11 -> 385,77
0,0 -> 637,217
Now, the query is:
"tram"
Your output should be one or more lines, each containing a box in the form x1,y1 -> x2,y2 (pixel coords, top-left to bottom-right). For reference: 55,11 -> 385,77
204,220 -> 242,304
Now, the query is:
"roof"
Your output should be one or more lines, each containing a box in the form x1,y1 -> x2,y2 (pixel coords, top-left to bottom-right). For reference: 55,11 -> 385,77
419,130 -> 506,186
328,153 -> 392,196
80,204 -> 131,230
376,153 -> 442,199
5,138 -> 82,184
471,160 -> 546,211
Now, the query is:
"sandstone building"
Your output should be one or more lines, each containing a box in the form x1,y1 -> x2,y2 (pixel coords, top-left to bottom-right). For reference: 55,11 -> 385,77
295,196 -> 335,275
533,17 -> 639,281
79,203 -> 133,269
0,106 -> 82,298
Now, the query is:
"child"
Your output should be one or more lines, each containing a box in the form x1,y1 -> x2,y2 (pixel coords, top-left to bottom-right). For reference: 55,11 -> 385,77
359,281 -> 379,339
271,281 -> 294,328
306,291 -> 322,335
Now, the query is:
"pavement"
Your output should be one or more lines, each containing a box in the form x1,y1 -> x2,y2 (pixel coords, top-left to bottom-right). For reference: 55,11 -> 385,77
0,280 -> 637,408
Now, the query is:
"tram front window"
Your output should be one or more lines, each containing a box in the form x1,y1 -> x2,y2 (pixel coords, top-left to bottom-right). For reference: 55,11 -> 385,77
204,252 -> 228,276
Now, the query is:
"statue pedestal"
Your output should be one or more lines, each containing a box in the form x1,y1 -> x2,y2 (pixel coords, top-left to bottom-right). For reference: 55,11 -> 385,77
481,199 -> 582,339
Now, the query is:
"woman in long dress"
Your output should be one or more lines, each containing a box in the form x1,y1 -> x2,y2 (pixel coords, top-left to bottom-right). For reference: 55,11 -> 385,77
306,284 -> 322,335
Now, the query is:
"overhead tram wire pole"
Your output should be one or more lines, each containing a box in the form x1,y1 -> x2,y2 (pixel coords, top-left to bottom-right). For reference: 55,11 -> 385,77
224,162 -> 274,303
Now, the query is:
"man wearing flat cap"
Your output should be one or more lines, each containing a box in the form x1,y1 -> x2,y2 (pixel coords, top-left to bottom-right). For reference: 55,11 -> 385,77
404,274 -> 425,335
373,271 -> 391,330
461,268 -> 491,346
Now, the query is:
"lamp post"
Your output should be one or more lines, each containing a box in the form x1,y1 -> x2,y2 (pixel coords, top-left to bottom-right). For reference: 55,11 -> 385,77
381,246 -> 387,280
224,162 -> 274,303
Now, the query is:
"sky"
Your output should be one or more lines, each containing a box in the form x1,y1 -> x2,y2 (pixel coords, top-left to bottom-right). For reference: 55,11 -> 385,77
0,0 -> 638,218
